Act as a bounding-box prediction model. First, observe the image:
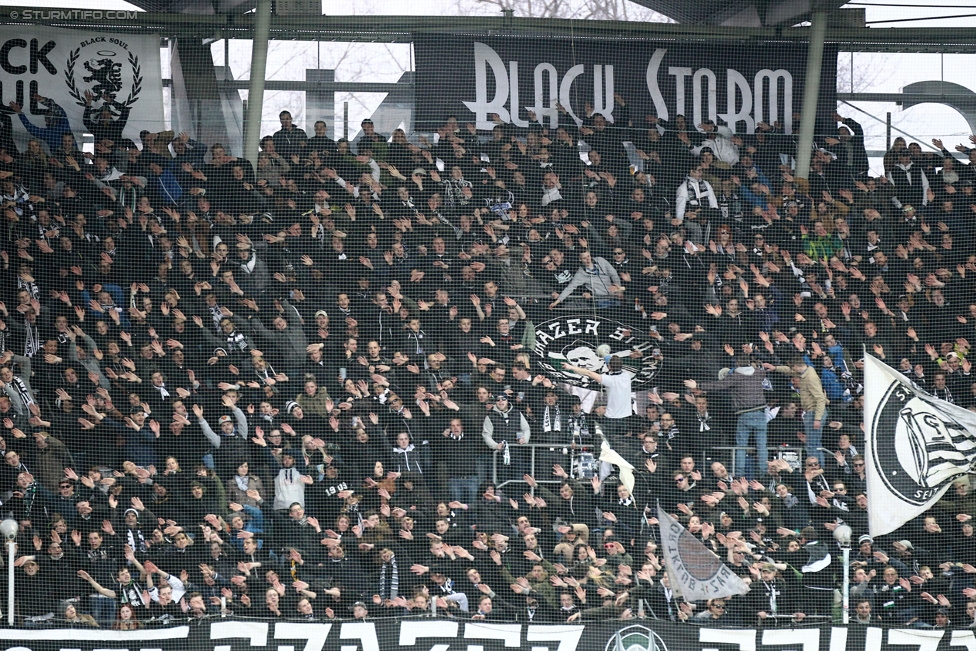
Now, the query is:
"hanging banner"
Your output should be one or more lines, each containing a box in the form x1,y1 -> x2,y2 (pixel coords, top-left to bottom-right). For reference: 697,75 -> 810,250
414,36 -> 837,135
0,24 -> 164,149
863,353 -> 976,537
0,618 -> 973,651
532,315 -> 661,388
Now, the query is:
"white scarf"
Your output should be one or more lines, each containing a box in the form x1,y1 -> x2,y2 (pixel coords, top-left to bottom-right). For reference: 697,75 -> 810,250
16,277 -> 38,300
697,412 -> 711,432
24,320 -> 40,358
543,404 -> 561,432
240,252 -> 257,275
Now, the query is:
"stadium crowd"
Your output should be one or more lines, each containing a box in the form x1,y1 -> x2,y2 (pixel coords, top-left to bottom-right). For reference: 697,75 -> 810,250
0,87 -> 974,630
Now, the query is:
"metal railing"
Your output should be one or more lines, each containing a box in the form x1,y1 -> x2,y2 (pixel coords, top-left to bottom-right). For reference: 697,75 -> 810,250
491,443 -> 804,488
491,443 -> 596,489
713,445 -> 807,476
490,443 -> 807,489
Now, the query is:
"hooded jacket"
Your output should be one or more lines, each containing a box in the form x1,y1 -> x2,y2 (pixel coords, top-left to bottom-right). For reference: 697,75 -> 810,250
698,364 -> 768,414
556,256 -> 621,304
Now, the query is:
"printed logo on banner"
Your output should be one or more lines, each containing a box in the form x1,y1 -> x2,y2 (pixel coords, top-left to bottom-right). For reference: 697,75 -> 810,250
605,625 -> 668,651
870,382 -> 976,506
533,315 -> 659,388
64,37 -> 142,107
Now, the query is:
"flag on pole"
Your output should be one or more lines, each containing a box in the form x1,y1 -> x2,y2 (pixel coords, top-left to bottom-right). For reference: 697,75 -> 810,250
863,354 -> 976,537
657,506 -> 749,601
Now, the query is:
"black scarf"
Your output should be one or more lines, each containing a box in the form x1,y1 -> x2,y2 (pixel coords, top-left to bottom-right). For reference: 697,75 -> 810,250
10,374 -> 33,408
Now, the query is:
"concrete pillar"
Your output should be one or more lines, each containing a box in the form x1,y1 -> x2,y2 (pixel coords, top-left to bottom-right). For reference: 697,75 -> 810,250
243,0 -> 272,168
795,11 -> 828,180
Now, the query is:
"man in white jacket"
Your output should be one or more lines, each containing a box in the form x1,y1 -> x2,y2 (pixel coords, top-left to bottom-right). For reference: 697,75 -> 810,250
675,166 -> 718,244
690,120 -> 741,166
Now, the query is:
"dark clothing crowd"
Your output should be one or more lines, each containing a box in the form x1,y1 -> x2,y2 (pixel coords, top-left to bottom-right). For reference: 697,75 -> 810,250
0,90 -> 974,631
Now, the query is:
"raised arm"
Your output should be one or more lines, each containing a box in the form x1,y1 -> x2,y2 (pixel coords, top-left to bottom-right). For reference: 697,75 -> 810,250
560,362 -> 602,383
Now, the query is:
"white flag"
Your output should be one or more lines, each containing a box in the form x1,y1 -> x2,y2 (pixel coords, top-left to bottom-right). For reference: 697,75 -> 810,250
863,354 -> 976,537
657,506 -> 749,601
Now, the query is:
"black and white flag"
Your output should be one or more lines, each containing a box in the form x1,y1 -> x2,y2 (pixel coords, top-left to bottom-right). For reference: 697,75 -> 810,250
864,354 -> 976,536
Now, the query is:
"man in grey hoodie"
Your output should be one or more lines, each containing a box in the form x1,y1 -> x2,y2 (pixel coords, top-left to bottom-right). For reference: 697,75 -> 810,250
684,354 -> 769,477
549,250 -> 623,310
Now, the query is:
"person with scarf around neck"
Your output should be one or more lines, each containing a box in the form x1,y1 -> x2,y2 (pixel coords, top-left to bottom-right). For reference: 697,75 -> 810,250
595,477 -> 641,539
0,351 -> 34,416
743,563 -> 805,627
224,460 -> 266,509
119,502 -> 157,557
482,393 -> 531,486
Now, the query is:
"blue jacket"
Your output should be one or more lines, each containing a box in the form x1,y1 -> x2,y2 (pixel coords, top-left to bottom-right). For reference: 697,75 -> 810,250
229,504 -> 265,551
821,367 -> 846,401
18,101 -> 73,154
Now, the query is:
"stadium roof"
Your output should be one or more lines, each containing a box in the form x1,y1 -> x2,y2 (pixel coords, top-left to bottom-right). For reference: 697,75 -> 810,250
635,0 -> 848,27
124,0 -> 256,14
122,0 -> 849,26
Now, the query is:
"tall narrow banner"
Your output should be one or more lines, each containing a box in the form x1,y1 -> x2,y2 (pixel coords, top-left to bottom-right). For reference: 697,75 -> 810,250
657,505 -> 749,602
0,25 -> 164,149
863,354 -> 976,537
414,37 -> 837,135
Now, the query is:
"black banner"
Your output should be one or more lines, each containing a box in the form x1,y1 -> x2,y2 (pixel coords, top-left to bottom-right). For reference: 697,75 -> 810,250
415,36 -> 838,136
0,618 -> 969,651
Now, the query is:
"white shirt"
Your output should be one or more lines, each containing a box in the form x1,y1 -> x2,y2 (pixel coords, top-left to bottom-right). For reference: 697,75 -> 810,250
273,466 -> 306,510
601,372 -> 633,419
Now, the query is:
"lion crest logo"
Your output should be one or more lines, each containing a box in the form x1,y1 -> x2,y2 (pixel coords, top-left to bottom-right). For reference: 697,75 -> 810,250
82,58 -> 123,100
64,42 -> 142,108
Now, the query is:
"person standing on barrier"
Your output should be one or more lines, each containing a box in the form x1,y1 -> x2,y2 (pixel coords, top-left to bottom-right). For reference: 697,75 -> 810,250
765,356 -> 828,467
684,354 -> 769,477
561,357 -> 636,494
482,393 -> 531,486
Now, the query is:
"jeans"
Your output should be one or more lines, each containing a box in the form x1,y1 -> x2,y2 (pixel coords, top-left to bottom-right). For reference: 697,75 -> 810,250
89,595 -> 116,628
803,408 -> 828,466
448,475 -> 480,506
735,410 -> 768,478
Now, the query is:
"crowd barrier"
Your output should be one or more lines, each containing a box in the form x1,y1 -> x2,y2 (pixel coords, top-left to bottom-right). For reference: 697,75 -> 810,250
490,444 -> 808,489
